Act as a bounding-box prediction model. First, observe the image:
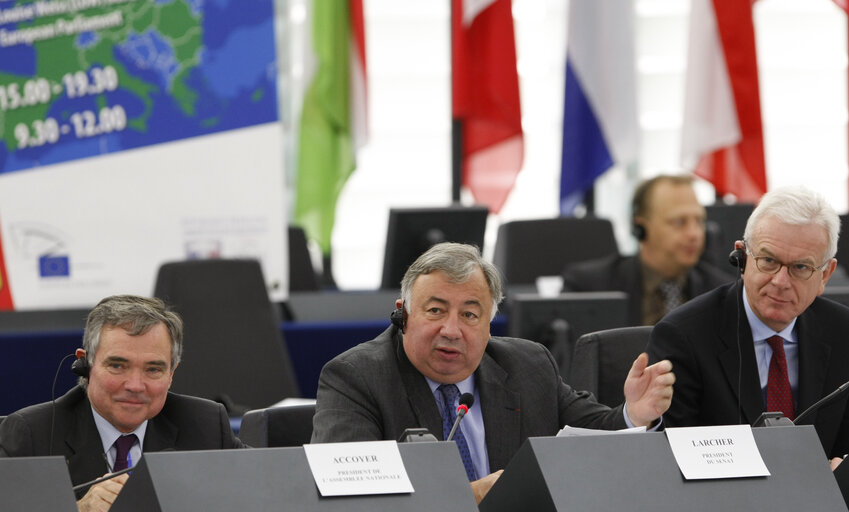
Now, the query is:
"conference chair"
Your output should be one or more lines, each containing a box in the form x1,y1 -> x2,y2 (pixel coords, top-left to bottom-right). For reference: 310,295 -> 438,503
238,403 -> 316,447
836,214 -> 849,274
493,217 -> 618,286
288,226 -> 321,292
154,259 -> 300,416
703,203 -> 755,273
569,326 -> 652,408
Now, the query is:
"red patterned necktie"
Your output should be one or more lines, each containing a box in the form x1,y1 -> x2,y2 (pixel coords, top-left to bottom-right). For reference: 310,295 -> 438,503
765,335 -> 795,420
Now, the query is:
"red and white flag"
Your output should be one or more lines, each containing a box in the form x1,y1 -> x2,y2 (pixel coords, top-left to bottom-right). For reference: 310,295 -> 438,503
681,0 -> 766,202
452,0 -> 523,213
0,221 -> 12,310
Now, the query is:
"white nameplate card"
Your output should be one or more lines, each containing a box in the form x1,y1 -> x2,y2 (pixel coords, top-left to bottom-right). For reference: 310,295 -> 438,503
556,425 -> 646,437
303,441 -> 415,496
665,425 -> 770,480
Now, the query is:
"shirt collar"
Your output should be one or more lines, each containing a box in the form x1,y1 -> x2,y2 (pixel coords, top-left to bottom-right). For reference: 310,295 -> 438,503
91,405 -> 148,455
641,260 -> 687,292
742,284 -> 798,344
425,374 -> 476,398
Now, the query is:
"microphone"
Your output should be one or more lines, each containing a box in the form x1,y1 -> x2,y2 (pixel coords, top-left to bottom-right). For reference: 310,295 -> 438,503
72,466 -> 133,493
446,393 -> 475,442
794,379 -> 849,425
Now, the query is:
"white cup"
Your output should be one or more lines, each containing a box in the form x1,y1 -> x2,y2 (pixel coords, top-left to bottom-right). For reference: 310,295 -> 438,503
535,275 -> 564,297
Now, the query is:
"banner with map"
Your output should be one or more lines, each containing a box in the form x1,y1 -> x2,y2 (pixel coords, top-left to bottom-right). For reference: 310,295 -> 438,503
0,0 -> 287,310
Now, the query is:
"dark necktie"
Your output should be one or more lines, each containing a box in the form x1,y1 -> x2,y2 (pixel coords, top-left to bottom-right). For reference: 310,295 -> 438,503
113,434 -> 137,472
659,279 -> 684,314
766,335 -> 795,420
437,384 -> 478,481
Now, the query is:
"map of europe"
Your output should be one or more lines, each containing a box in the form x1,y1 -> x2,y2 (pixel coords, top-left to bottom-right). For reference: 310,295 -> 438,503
0,0 -> 278,174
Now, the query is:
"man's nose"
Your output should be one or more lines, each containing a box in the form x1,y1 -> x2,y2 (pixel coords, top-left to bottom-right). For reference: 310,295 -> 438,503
440,314 -> 462,339
770,264 -> 793,287
687,218 -> 705,239
124,369 -> 145,391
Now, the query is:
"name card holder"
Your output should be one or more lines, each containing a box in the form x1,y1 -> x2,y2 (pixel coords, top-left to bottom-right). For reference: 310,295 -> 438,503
479,427 -> 846,512
0,456 -> 78,512
112,443 -> 478,511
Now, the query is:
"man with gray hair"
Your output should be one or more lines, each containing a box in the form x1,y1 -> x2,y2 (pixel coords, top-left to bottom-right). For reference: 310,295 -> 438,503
0,295 -> 244,512
312,242 -> 675,503
647,186 -> 849,466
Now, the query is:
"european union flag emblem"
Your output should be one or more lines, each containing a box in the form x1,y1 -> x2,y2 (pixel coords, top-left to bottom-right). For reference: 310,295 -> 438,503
39,255 -> 70,277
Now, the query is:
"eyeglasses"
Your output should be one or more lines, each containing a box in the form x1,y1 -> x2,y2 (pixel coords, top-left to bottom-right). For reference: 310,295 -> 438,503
746,249 -> 829,281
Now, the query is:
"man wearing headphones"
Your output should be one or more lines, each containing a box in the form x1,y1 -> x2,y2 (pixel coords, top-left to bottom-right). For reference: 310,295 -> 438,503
562,174 -> 731,325
0,295 -> 244,512
646,186 -> 849,465
312,242 -> 675,503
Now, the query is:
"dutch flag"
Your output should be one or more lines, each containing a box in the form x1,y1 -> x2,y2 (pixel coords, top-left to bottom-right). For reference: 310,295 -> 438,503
560,0 -> 638,215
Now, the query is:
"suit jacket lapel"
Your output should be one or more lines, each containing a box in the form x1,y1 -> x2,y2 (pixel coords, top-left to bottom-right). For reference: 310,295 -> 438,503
65,393 -> 110,489
717,281 -> 764,424
476,351 -> 521,471
795,306 -> 830,414
624,257 -> 643,324
685,265 -> 705,297
143,408 -> 179,452
395,334 -> 443,439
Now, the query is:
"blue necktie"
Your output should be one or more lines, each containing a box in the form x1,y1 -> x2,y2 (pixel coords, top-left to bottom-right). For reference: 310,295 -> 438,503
438,384 -> 478,481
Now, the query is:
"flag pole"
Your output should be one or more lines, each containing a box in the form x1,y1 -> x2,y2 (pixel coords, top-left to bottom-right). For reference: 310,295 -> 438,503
452,124 -> 462,203
451,1 -> 462,204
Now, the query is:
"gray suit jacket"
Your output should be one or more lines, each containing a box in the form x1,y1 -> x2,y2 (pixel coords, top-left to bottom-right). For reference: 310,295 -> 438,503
646,281 -> 849,458
0,386 -> 245,497
311,326 -> 626,472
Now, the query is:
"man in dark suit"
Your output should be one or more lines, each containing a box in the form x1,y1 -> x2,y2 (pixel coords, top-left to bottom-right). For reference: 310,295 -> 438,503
646,186 -> 849,466
0,295 -> 244,512
312,242 -> 675,503
563,175 -> 731,325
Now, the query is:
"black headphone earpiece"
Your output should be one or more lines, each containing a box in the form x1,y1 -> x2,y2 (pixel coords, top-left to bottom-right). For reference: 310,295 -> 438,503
632,223 -> 646,241
390,305 -> 407,333
71,356 -> 90,378
728,248 -> 746,274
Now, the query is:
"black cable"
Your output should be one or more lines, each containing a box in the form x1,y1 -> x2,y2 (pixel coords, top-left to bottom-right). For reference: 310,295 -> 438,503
50,353 -> 76,457
735,275 -> 744,425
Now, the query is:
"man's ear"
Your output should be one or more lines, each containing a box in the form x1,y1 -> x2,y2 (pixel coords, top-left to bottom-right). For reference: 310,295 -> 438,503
819,259 -> 838,294
167,363 -> 178,387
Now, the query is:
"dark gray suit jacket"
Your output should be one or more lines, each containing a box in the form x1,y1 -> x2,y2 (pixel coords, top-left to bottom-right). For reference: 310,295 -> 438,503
311,326 -> 626,472
562,254 -> 733,325
0,386 -> 245,496
646,281 -> 849,458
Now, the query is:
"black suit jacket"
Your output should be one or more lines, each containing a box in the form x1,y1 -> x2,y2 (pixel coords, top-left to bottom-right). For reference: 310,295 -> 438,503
0,386 -> 245,496
562,254 -> 733,325
646,281 -> 849,458
311,326 -> 626,472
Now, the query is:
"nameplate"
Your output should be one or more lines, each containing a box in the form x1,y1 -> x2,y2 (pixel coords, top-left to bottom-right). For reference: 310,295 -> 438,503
665,425 -> 770,480
303,441 -> 415,496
